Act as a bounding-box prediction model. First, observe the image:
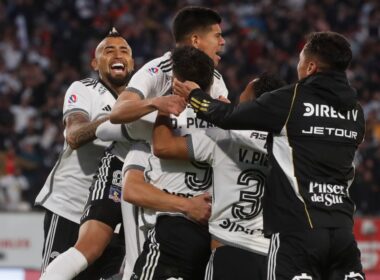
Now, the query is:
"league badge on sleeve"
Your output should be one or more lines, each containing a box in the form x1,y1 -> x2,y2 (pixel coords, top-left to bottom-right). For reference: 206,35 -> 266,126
148,67 -> 159,76
68,94 -> 77,104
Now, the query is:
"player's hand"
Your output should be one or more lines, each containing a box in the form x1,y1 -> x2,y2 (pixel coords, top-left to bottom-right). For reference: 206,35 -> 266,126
218,96 -> 231,103
239,79 -> 256,103
185,193 -> 211,225
151,95 -> 187,116
173,78 -> 200,100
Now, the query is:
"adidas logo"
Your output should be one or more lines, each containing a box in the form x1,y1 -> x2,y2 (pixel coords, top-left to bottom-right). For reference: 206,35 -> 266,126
102,105 -> 112,111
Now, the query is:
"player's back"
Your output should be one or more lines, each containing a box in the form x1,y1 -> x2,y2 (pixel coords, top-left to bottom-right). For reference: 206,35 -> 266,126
190,128 -> 270,254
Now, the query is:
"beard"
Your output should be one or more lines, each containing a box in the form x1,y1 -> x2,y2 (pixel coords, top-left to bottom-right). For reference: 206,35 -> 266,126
105,72 -> 129,87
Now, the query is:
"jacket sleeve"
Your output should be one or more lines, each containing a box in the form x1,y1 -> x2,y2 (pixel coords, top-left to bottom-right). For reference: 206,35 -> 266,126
189,86 -> 294,133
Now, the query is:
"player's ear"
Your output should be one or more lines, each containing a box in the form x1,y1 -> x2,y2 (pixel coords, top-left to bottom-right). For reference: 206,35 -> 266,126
91,58 -> 98,71
306,60 -> 318,76
190,33 -> 200,48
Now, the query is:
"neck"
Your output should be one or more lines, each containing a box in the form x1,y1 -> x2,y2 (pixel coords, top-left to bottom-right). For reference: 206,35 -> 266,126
100,78 -> 126,96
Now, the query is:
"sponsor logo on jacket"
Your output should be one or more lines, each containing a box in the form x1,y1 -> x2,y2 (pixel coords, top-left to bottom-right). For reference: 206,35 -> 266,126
303,103 -> 358,121
308,181 -> 347,206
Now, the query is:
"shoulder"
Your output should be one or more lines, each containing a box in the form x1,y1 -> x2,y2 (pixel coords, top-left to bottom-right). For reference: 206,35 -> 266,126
138,52 -> 172,76
213,69 -> 222,80
78,78 -> 99,88
257,83 -> 295,103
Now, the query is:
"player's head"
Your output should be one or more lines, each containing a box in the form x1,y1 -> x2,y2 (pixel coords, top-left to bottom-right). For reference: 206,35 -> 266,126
92,28 -> 134,88
297,31 -> 352,80
172,46 -> 214,92
239,73 -> 286,103
172,6 -> 224,66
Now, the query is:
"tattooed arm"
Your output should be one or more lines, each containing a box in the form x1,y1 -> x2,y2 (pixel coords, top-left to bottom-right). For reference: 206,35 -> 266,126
65,112 -> 109,150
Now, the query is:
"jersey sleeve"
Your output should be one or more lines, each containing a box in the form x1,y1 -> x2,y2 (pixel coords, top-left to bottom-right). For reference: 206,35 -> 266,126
122,142 -> 151,176
96,121 -> 128,142
189,85 -> 294,133
62,81 -> 92,122
187,128 -> 222,165
125,65 -> 161,99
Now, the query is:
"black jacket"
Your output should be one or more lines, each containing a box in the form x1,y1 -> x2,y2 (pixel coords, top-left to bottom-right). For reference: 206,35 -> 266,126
189,71 -> 365,233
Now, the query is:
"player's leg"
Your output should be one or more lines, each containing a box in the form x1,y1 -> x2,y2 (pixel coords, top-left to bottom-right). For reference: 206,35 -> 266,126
328,228 -> 365,280
267,230 -> 328,280
121,200 -> 147,280
75,151 -> 125,279
42,150 -> 125,280
133,215 -> 211,280
75,219 -> 114,264
205,245 -> 267,280
40,210 -> 84,280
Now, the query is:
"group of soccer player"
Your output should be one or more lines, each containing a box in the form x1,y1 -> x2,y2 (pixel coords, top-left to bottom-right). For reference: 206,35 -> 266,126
37,5 -> 366,280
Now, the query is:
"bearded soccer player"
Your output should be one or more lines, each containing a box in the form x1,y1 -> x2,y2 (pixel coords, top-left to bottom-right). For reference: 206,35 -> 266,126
37,28 -> 134,279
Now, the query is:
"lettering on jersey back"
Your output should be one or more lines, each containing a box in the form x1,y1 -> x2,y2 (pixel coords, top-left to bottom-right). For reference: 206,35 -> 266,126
170,117 -> 214,129
238,149 -> 268,166
219,218 -> 264,235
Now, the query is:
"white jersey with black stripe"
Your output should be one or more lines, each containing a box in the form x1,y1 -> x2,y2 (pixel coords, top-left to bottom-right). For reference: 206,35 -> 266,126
124,51 -> 228,143
123,52 -> 229,222
35,78 -> 118,224
188,128 -> 270,255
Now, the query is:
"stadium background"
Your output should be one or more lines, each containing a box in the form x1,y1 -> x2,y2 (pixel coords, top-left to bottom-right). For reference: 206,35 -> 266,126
0,0 -> 379,279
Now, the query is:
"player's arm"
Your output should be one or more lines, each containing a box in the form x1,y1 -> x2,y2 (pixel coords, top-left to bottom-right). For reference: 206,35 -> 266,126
110,91 -> 187,124
152,112 -> 189,160
96,120 -> 133,142
174,79 -> 293,133
65,112 -> 108,150
124,169 -> 211,225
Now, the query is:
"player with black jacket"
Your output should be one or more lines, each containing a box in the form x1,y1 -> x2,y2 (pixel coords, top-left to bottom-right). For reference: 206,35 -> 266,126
173,31 -> 366,280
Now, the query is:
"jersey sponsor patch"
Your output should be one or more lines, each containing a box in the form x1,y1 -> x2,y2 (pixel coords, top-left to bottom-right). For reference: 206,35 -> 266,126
68,94 -> 77,104
148,67 -> 159,76
109,185 -> 121,203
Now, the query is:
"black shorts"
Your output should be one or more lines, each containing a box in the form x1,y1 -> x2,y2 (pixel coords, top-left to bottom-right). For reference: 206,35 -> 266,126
132,215 -> 211,280
267,228 -> 365,280
204,245 -> 266,280
80,151 -> 123,229
42,210 -> 125,279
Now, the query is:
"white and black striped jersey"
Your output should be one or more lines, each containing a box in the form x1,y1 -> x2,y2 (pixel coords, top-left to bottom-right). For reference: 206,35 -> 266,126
124,52 -> 229,220
188,128 -> 270,255
124,51 -> 228,143
121,142 -> 155,280
126,51 -> 228,101
35,78 -> 118,224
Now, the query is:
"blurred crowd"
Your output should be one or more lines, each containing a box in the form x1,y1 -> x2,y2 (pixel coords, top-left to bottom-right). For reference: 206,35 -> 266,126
0,0 -> 379,214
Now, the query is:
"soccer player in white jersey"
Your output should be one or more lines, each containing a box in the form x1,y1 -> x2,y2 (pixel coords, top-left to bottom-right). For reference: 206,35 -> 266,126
152,74 -> 286,279
110,6 -> 227,125
37,29 -> 134,279
122,46 -> 223,280
108,7 -> 227,280
121,140 -> 212,280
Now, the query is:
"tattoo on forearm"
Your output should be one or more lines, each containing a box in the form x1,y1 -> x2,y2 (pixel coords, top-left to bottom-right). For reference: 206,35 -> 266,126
66,113 -> 108,148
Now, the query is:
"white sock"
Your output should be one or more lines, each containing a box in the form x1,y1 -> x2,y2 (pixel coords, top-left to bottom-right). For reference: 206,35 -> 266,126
40,247 -> 88,280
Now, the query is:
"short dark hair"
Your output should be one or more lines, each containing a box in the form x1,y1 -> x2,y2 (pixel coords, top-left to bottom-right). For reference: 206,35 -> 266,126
253,73 -> 286,98
172,6 -> 222,43
172,46 -> 214,91
303,31 -> 352,72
